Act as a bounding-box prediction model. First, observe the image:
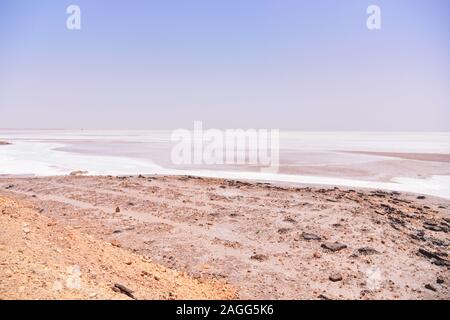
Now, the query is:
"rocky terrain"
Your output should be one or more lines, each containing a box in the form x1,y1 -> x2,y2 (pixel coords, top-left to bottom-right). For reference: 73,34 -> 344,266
0,175 -> 449,299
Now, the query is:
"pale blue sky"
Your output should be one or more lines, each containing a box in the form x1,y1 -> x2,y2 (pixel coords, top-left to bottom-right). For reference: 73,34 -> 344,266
0,0 -> 449,130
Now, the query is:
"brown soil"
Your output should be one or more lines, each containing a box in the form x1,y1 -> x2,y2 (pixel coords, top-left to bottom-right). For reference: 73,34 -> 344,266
0,195 -> 236,300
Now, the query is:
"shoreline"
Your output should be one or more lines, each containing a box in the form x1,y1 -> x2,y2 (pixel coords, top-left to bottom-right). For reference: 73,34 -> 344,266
2,171 -> 450,201
1,175 -> 449,299
1,134 -> 449,199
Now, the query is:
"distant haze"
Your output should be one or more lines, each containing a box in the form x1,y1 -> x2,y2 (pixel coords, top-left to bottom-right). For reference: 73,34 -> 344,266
0,0 -> 449,130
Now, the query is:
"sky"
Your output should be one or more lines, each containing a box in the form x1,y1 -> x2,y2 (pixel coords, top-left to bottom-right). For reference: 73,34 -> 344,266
0,0 -> 449,130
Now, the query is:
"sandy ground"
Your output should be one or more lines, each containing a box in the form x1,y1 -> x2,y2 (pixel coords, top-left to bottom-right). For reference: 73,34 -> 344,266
0,175 -> 449,300
0,195 -> 235,300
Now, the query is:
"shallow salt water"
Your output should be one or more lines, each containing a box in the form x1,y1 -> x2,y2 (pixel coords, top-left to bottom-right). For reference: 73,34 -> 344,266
1,130 -> 450,199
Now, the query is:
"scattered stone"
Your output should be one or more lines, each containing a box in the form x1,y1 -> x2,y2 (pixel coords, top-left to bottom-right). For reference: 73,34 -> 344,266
283,217 -> 296,224
277,228 -> 291,234
22,227 -> 31,234
423,222 -> 443,232
417,248 -> 450,267
410,230 -> 425,241
356,247 -> 379,256
302,232 -> 322,241
115,207 -> 121,213
112,283 -> 136,299
329,274 -> 343,282
436,276 -> 444,284
318,294 -> 331,300
321,242 -> 347,252
428,237 -> 448,247
110,240 -> 121,248
417,196 -> 426,200
5,184 -> 14,189
250,254 -> 269,262
424,284 -> 436,292
313,251 -> 322,258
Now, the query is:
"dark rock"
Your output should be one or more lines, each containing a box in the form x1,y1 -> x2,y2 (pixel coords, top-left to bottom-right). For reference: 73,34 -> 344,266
389,216 -> 405,225
5,184 -> 14,189
423,222 -> 443,232
113,283 -> 136,299
424,284 -> 436,292
417,248 -> 450,267
329,273 -> 343,282
390,223 -> 401,231
428,237 -> 448,247
321,242 -> 347,252
302,232 -> 321,241
410,231 -> 426,242
283,216 -> 296,223
417,195 -> 426,200
436,276 -> 445,284
250,254 -> 269,262
356,247 -> 379,255
115,207 -> 121,213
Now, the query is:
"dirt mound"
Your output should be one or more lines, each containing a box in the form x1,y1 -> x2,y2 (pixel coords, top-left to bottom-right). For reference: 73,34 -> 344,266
0,196 -> 236,300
